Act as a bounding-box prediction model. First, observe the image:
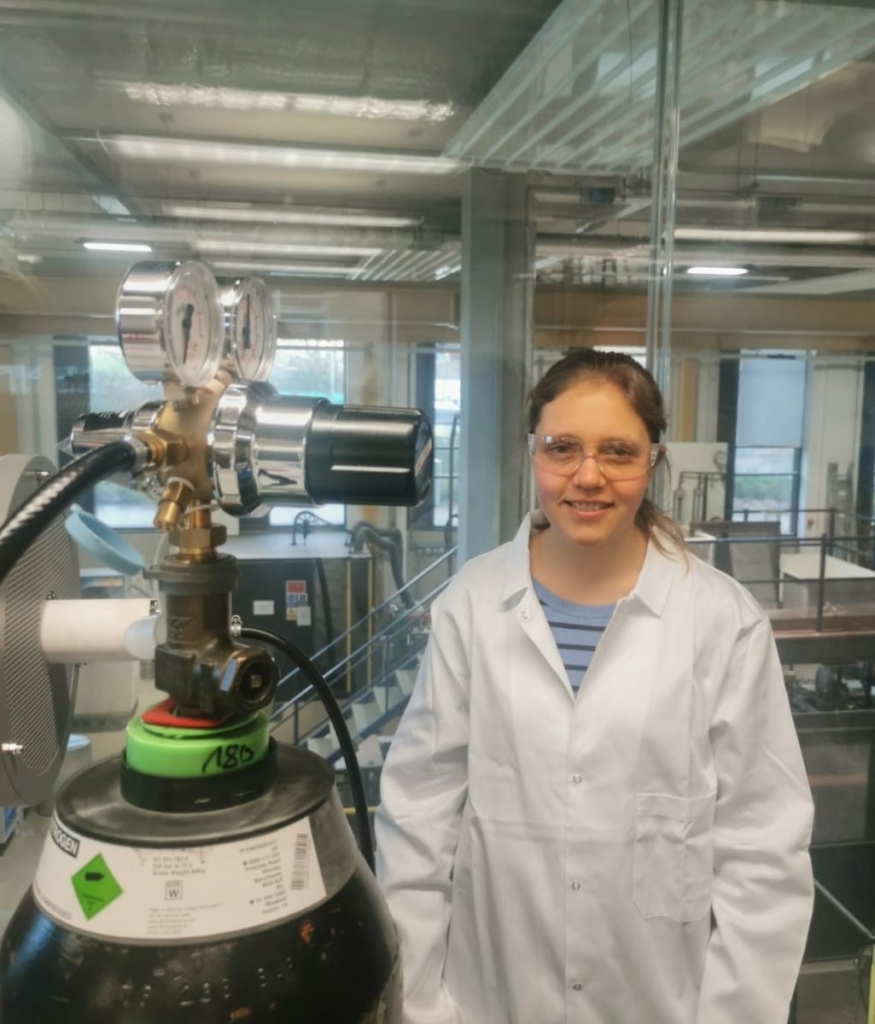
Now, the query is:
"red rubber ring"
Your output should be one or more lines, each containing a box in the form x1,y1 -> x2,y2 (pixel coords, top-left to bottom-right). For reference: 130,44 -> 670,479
140,698 -> 236,730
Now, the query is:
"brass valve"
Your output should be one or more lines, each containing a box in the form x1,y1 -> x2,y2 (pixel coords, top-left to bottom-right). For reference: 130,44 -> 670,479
154,479 -> 196,531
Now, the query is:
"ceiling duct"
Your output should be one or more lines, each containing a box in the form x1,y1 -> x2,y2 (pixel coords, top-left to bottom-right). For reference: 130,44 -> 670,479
446,0 -> 875,174
535,235 -> 875,271
8,213 -> 423,253
74,134 -> 464,177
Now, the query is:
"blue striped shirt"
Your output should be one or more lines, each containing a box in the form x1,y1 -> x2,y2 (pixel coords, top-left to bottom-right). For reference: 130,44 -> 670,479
533,580 -> 615,694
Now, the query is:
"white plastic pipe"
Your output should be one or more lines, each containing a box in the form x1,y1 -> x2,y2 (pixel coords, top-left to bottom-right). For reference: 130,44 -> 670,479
41,598 -> 161,664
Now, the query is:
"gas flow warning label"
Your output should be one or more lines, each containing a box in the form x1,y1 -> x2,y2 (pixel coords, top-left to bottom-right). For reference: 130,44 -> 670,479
33,814 -> 327,942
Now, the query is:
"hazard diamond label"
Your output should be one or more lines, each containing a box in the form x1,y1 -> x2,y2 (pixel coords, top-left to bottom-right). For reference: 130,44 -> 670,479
71,854 -> 123,920
34,814 -> 325,941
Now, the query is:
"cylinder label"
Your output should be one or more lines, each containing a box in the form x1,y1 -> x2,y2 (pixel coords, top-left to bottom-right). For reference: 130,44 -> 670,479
34,813 -> 327,942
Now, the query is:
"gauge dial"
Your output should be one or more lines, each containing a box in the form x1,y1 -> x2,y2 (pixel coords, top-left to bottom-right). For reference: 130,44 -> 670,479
222,277 -> 277,383
116,261 -> 224,388
163,263 -> 224,387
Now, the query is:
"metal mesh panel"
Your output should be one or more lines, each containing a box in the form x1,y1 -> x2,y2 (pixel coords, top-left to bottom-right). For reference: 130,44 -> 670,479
4,518 -> 77,773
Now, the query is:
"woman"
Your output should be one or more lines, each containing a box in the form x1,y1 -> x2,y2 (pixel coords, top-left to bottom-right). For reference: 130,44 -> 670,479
375,349 -> 814,1024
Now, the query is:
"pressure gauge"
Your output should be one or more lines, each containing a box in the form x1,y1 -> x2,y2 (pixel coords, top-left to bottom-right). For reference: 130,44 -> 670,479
116,261 -> 224,388
221,276 -> 277,383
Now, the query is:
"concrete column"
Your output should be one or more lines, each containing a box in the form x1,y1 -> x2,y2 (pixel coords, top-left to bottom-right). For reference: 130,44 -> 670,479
458,169 -> 534,564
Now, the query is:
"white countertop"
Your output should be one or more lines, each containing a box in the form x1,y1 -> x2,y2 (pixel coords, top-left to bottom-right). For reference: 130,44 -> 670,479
780,552 -> 875,581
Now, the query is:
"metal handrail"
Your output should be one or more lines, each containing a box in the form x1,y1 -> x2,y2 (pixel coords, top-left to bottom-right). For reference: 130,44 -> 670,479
269,571 -> 453,737
293,642 -> 429,750
277,570 -> 449,695
268,545 -> 457,691
687,531 -> 875,633
686,533 -> 875,547
271,610 -> 434,745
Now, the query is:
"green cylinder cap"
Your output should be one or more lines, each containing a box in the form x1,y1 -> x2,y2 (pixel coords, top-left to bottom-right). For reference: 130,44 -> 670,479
125,710 -> 270,779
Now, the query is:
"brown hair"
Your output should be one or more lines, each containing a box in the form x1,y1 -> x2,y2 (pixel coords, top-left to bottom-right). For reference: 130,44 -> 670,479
527,348 -> 686,555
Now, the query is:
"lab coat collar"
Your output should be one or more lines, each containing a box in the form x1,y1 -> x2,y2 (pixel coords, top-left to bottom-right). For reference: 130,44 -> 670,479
501,511 -> 680,616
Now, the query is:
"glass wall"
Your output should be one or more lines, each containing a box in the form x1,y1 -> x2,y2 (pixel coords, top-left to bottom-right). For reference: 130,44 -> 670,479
667,4 -> 875,1019
0,0 -> 575,942
3,0 -> 875,1017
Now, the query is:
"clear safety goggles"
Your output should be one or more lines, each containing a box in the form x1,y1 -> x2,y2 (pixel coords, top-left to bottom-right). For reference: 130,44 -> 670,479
527,434 -> 662,481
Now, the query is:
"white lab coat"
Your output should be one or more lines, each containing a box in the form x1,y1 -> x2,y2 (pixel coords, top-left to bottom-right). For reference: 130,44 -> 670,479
375,513 -> 814,1024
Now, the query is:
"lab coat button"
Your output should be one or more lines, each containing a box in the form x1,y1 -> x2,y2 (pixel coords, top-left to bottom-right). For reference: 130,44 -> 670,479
572,983 -> 582,992
572,773 -> 582,784
571,881 -> 580,891
521,609 -> 529,620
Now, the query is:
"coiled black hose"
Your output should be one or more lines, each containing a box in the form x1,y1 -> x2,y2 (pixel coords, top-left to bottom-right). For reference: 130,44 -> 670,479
348,521 -> 412,608
239,625 -> 376,873
0,441 -> 140,589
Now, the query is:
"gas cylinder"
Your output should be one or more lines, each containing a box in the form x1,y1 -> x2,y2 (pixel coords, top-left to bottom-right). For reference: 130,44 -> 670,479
0,710 -> 401,1023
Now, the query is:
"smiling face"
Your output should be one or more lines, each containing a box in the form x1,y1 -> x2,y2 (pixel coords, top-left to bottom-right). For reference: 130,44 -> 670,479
532,379 -> 655,555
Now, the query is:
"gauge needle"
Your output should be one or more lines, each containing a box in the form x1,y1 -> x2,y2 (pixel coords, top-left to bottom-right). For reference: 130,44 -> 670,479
181,303 -> 195,363
243,296 -> 252,351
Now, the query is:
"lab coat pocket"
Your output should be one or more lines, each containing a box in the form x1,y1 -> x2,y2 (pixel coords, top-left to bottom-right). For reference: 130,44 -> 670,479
632,791 -> 716,922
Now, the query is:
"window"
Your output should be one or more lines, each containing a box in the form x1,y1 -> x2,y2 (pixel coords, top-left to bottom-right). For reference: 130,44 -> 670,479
728,355 -> 807,536
732,446 -> 802,535
432,348 -> 461,529
87,344 -> 160,529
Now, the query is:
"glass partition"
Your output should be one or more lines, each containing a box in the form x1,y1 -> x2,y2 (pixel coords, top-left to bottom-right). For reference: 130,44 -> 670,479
3,0 -> 875,1018
660,3 -> 875,1018
0,0 -> 576,945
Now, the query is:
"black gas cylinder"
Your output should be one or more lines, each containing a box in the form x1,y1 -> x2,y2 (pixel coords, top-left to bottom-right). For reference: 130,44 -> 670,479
0,743 -> 401,1023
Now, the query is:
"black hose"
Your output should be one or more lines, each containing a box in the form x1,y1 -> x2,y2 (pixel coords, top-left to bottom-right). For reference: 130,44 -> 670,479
239,625 -> 376,874
0,441 -> 139,589
349,521 -> 412,607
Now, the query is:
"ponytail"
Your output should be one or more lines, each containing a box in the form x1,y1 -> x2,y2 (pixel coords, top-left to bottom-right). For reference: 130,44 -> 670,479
635,498 -> 687,559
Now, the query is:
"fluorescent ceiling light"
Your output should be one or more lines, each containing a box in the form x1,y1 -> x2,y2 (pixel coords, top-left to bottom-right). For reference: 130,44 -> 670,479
16,253 -> 41,264
675,226 -> 868,245
162,203 -> 419,229
99,134 -> 462,176
686,266 -> 748,276
81,241 -> 153,252
197,240 -> 382,258
118,82 -> 455,122
210,260 -> 356,276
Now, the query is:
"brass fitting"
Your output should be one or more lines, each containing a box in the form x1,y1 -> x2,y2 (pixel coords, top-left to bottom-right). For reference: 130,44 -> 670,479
186,506 -> 213,531
147,374 -> 232,505
150,551 -> 278,714
154,479 -> 196,531
138,430 -> 188,470
170,524 -> 228,561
